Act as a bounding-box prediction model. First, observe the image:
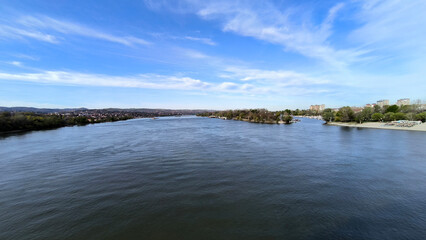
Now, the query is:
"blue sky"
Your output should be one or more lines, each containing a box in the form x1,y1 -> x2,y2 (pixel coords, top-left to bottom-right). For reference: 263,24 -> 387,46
0,0 -> 425,110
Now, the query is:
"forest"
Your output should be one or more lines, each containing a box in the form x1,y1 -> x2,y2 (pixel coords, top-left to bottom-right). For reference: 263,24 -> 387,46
321,104 -> 426,123
0,112 -> 132,133
197,109 -> 294,124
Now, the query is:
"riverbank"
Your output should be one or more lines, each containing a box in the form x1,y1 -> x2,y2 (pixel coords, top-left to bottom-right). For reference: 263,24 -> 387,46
327,122 -> 426,132
294,115 -> 323,120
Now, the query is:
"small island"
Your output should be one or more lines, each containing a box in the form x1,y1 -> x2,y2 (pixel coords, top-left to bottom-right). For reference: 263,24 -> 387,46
197,109 -> 296,124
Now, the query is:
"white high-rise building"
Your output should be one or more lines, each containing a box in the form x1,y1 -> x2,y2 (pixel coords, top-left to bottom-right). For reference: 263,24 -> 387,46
396,98 -> 410,106
377,99 -> 389,107
310,104 -> 325,112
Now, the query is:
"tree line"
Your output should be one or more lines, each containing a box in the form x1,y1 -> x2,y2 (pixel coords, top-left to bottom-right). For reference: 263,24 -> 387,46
197,109 -> 293,124
322,104 -> 426,123
0,112 -> 132,132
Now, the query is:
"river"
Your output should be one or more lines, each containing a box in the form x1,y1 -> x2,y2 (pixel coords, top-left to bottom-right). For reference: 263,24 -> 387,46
1,116 -> 425,239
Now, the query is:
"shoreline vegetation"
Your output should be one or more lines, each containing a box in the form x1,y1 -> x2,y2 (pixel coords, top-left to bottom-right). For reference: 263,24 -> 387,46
1,103 -> 425,133
0,108 -> 206,133
197,109 -> 296,124
321,104 -> 426,132
196,104 -> 426,132
0,112 -> 133,134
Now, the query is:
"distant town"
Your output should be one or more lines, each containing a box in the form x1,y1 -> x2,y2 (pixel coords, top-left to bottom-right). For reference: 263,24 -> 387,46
309,98 -> 424,113
0,108 -> 210,133
307,98 -> 426,130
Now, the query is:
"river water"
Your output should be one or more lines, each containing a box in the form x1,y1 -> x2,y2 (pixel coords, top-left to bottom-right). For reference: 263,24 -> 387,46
1,116 -> 425,239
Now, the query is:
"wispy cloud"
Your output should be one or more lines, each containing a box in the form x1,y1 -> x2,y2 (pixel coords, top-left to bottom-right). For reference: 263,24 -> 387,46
0,70 -> 258,94
7,61 -> 23,67
350,0 -> 426,54
0,70 -> 239,94
0,71 -> 207,90
0,68 -> 332,96
217,66 -> 334,96
12,54 -> 39,61
179,1 -> 366,67
0,24 -> 58,43
0,15 -> 150,46
222,67 -> 329,87
184,36 -> 216,45
145,0 -> 425,92
150,32 -> 216,46
176,48 -> 210,59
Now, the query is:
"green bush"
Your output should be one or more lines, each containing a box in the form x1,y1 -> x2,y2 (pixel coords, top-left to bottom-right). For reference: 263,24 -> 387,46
321,108 -> 335,122
384,112 -> 395,121
371,113 -> 384,122
336,107 -> 355,122
385,105 -> 399,113
394,112 -> 406,120
416,112 -> 426,122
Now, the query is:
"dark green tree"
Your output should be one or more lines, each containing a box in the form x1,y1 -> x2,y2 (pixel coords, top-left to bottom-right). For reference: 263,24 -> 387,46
336,107 -> 355,122
282,113 -> 293,124
357,107 -> 373,123
394,112 -> 406,120
321,108 -> 335,122
371,113 -> 384,122
384,112 -> 395,121
415,112 -> 426,122
385,105 -> 399,113
373,105 -> 382,113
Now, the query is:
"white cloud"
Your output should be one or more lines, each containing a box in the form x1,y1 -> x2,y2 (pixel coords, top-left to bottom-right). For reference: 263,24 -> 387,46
319,3 -> 345,40
8,61 -> 23,67
12,54 -> 39,61
350,0 -> 426,53
0,24 -> 58,43
0,15 -> 150,46
0,68 -> 334,96
0,71 -> 208,90
150,32 -> 216,46
184,36 -> 216,45
190,1 -> 366,67
178,48 -> 209,59
0,70 -> 256,94
222,67 -> 329,87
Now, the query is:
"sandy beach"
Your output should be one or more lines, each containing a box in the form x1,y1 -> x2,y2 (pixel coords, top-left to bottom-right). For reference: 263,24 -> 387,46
327,122 -> 426,132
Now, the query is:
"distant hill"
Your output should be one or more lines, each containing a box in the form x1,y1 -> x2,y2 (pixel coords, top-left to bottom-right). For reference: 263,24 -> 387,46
0,107 -> 88,113
0,107 -> 213,115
